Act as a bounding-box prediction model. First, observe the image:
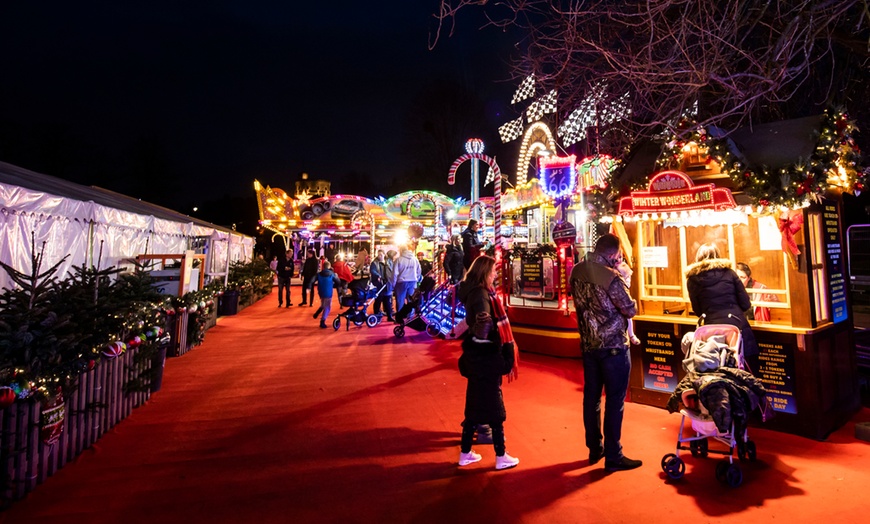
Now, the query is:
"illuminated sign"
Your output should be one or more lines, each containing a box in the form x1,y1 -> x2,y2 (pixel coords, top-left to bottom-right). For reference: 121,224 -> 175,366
539,155 -> 577,199
617,170 -> 736,216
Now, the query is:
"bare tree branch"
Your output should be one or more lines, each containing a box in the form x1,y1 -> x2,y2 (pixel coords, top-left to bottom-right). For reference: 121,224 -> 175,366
432,0 -> 870,151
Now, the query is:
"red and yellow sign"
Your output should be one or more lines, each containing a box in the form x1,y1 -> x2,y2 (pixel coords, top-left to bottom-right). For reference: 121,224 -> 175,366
617,170 -> 735,216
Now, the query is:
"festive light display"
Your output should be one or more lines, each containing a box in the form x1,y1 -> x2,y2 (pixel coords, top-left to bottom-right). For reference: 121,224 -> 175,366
526,89 -> 558,123
557,83 -> 631,147
511,74 -> 535,104
576,154 -> 617,190
516,122 -> 558,186
499,116 -> 524,143
539,155 -> 578,199
617,170 -> 736,216
658,108 -> 866,208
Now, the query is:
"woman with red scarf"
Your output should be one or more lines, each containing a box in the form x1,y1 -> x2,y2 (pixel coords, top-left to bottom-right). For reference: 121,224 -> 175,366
455,255 -> 519,470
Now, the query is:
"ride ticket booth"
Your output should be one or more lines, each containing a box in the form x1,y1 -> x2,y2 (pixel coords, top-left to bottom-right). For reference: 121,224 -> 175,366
616,169 -> 861,439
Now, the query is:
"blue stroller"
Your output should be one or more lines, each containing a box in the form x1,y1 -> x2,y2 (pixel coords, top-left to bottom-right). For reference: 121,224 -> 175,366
334,279 -> 384,331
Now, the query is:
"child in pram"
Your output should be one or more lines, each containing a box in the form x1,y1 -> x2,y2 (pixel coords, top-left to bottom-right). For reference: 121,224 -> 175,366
662,324 -> 767,486
333,278 -> 383,331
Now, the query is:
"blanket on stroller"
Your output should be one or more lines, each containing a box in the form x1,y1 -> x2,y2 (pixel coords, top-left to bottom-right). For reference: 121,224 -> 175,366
667,368 -> 766,435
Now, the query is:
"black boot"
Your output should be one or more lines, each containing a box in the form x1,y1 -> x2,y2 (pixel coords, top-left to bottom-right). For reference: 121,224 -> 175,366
312,307 -> 323,319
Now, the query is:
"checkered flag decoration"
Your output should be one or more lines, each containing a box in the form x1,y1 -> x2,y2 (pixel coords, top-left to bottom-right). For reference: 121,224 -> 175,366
526,89 -> 558,123
558,83 -> 631,147
498,116 -> 524,143
511,74 -> 535,104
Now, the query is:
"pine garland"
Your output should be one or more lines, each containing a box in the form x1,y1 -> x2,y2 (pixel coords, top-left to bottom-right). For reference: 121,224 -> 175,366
657,109 -> 866,208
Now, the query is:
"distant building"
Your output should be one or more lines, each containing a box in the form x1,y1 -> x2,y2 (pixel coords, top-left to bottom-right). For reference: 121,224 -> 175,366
295,172 -> 330,198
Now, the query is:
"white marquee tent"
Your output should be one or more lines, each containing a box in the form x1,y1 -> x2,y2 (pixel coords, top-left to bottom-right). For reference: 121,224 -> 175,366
0,160 -> 254,291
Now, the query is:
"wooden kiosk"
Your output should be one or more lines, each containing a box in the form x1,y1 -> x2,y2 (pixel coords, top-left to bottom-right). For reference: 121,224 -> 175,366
617,168 -> 861,440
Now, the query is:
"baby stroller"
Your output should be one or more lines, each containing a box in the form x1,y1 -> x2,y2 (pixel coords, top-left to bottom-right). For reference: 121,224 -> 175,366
334,279 -> 384,331
393,276 -> 438,338
661,324 -> 766,488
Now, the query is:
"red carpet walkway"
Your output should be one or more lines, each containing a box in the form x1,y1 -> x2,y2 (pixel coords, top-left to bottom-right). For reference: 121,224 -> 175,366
2,288 -> 869,523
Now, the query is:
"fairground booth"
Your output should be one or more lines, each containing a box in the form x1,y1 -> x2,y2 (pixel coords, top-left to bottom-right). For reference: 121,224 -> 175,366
608,111 -> 864,439
496,107 -> 865,439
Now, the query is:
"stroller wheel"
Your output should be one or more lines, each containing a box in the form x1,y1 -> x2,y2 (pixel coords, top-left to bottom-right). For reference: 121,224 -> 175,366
716,460 -> 743,486
365,315 -> 379,328
332,317 -> 341,331
660,453 -> 685,480
393,325 -> 405,338
353,320 -> 364,327
690,438 -> 708,458
425,323 -> 441,338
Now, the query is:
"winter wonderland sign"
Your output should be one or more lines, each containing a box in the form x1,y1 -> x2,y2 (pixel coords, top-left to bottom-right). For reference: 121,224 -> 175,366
617,170 -> 736,216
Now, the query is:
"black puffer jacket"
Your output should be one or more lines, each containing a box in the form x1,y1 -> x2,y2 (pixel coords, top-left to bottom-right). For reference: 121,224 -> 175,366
456,284 -> 515,422
444,245 -> 464,283
686,258 -> 758,357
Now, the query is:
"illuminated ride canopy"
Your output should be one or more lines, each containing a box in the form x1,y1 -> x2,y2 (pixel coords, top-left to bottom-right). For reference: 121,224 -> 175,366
254,181 -> 493,241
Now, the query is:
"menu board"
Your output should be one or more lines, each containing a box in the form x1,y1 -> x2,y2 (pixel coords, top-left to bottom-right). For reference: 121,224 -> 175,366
639,328 -> 681,392
757,340 -> 798,414
823,201 -> 847,323
520,257 -> 544,298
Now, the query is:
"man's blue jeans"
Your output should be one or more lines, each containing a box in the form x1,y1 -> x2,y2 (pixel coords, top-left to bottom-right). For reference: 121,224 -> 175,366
394,281 -> 416,312
582,346 -> 631,462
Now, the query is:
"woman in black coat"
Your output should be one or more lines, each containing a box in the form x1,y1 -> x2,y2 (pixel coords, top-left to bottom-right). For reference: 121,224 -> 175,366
454,255 -> 519,470
686,243 -> 760,373
444,234 -> 465,284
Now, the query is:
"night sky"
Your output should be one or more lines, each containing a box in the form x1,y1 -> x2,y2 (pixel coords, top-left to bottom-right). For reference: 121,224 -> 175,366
0,2 -> 520,232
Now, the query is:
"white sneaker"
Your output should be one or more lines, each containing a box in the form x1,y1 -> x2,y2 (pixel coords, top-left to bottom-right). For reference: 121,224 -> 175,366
495,452 -> 519,470
458,450 -> 482,466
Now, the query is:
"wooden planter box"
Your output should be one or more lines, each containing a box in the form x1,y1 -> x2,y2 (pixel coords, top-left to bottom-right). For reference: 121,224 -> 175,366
0,349 -> 150,505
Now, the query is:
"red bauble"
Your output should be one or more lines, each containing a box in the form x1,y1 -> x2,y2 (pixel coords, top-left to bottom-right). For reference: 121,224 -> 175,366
102,341 -> 126,359
0,387 -> 15,409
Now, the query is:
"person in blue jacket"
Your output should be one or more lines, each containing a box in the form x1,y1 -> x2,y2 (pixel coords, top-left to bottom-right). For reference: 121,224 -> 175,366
313,260 -> 341,329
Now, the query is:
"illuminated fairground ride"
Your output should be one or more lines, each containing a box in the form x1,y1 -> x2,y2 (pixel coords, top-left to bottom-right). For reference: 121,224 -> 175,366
254,180 -> 494,262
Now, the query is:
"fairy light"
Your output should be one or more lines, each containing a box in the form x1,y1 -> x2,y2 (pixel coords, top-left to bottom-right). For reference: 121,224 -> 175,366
516,122 -> 558,186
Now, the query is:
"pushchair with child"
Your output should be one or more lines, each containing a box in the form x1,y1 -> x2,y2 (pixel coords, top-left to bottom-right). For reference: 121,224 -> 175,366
393,276 -> 438,338
334,278 -> 384,331
662,323 -> 768,487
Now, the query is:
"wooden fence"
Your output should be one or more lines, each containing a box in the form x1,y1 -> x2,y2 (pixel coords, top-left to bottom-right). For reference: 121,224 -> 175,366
0,349 -> 151,506
0,294 -> 262,508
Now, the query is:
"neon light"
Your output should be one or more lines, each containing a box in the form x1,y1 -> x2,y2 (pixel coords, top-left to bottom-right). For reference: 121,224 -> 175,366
577,154 -> 616,190
617,170 -> 736,216
539,155 -> 578,199
516,122 -> 558,186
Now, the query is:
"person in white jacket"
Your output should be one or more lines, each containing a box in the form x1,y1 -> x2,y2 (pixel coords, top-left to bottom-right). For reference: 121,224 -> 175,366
391,247 -> 421,312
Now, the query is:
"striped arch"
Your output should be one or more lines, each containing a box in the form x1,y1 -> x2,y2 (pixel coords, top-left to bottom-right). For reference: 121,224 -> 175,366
516,122 -> 558,186
447,152 -> 500,186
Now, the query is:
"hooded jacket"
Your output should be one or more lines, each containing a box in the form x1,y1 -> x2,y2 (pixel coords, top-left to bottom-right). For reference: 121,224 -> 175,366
570,252 -> 637,351
316,269 -> 341,298
686,258 -> 758,356
391,249 -> 420,286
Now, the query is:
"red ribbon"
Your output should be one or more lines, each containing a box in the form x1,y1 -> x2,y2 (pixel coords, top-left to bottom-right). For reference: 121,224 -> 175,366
778,209 -> 803,256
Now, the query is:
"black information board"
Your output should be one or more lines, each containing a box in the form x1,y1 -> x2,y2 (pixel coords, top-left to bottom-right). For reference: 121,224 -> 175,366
638,327 -> 681,392
756,340 -> 798,414
823,200 -> 847,323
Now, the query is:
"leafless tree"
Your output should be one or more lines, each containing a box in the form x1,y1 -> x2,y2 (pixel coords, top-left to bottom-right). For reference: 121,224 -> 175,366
432,1 -> 870,148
